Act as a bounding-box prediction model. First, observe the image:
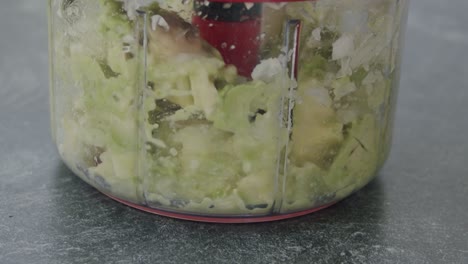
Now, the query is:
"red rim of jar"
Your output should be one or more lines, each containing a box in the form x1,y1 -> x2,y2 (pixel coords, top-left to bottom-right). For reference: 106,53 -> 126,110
105,192 -> 337,223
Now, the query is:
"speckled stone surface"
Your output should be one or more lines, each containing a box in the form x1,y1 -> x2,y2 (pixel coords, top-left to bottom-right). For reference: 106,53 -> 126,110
0,0 -> 467,263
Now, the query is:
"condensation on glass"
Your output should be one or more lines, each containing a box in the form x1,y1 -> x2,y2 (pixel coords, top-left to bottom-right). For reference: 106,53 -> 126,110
48,0 -> 409,223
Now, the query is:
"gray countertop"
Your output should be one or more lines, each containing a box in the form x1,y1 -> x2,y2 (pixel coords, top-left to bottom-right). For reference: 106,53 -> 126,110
0,0 -> 467,263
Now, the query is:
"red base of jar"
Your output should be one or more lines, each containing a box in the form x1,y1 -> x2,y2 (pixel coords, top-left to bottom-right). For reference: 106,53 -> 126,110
104,193 -> 336,223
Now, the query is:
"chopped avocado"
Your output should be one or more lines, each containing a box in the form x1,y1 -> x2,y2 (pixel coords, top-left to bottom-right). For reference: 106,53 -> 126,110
326,114 -> 379,199
290,79 -> 344,168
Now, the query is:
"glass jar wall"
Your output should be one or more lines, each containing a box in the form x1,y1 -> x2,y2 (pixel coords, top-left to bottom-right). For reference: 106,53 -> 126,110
49,0 -> 408,223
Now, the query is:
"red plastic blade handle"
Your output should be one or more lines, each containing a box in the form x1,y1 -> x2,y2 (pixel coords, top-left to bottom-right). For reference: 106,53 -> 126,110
193,1 -> 309,77
202,0 -> 310,2
193,16 -> 261,77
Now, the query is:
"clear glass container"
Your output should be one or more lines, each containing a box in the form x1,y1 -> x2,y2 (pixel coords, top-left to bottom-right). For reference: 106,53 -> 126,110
48,0 -> 409,223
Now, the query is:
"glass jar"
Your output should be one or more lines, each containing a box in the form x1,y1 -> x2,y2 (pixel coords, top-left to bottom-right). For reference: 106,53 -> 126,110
48,0 -> 409,223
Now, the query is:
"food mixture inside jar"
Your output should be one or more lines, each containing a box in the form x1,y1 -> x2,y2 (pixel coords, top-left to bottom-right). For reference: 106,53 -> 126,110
52,0 -> 406,215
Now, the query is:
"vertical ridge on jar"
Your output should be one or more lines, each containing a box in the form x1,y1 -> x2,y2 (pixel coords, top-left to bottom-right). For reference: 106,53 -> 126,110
135,9 -> 150,205
272,18 -> 302,214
